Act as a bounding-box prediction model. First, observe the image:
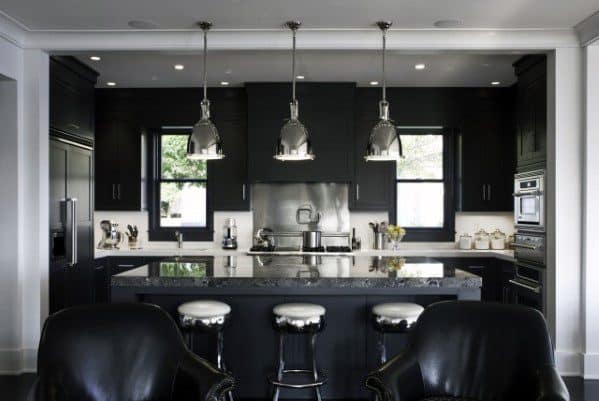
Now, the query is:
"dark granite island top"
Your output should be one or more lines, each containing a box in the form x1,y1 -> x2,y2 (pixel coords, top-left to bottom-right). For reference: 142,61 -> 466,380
111,255 -> 481,298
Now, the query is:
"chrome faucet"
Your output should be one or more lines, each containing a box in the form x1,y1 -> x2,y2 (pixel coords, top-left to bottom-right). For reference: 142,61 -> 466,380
175,231 -> 183,249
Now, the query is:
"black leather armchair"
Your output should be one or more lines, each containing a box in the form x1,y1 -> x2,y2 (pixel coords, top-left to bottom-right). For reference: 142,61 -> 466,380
29,303 -> 234,401
366,301 -> 569,401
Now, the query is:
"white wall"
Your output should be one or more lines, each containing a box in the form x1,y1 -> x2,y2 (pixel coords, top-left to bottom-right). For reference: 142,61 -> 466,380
583,43 -> 599,379
547,48 -> 585,376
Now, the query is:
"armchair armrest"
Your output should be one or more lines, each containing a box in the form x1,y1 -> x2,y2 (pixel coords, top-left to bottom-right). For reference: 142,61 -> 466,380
536,365 -> 569,401
173,350 -> 235,401
365,352 -> 424,401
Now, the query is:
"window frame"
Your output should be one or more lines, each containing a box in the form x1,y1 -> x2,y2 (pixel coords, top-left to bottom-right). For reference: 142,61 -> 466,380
394,128 -> 455,242
147,128 -> 214,241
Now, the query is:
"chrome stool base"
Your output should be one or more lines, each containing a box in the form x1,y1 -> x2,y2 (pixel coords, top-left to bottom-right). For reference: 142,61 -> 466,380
270,304 -> 327,401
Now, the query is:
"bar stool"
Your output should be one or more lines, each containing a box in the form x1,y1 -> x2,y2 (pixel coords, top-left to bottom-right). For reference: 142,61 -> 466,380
270,303 -> 327,401
371,302 -> 424,364
178,300 -> 234,401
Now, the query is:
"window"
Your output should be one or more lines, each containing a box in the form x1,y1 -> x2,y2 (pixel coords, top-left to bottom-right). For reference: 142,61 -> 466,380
148,131 -> 213,241
395,129 -> 454,241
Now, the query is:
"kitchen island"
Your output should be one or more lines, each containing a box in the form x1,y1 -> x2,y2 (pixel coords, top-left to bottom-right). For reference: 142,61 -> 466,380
111,255 -> 481,400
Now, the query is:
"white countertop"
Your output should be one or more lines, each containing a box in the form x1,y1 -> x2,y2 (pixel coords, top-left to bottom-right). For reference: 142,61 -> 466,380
95,246 -> 515,262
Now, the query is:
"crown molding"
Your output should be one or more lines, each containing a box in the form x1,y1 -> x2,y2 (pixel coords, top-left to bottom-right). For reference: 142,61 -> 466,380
575,11 -> 599,46
0,10 -> 27,47
19,28 -> 579,52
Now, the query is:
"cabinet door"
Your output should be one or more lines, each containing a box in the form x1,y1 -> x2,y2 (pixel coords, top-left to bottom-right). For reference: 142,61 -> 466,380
50,58 -> 97,142
212,120 -> 249,210
94,119 -> 141,211
351,114 -> 395,211
458,115 -> 487,211
515,57 -> 546,169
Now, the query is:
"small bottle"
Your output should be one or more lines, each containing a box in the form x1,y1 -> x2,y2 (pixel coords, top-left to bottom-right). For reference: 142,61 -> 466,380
351,228 -> 361,250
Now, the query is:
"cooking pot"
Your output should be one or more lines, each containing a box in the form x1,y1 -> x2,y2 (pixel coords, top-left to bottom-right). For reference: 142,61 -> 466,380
302,230 -> 322,249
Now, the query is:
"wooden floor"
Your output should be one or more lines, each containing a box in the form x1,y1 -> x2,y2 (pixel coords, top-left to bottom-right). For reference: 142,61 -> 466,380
1,374 -> 597,401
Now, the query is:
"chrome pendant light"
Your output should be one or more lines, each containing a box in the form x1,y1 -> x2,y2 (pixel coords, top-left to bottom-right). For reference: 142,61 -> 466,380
274,21 -> 314,161
187,21 -> 225,160
365,21 -> 403,162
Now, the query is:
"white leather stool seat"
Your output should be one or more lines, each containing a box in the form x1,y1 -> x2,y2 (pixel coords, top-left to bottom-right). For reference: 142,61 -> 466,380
372,302 -> 424,323
178,300 -> 231,319
273,303 -> 326,319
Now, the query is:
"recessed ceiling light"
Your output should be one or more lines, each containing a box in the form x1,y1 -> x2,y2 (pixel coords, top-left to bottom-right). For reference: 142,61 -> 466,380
491,81 -> 501,86
296,75 -> 305,80
415,63 -> 426,70
127,20 -> 159,29
433,19 -> 463,29
220,81 -> 230,86
106,82 -> 116,87
174,64 -> 184,71
369,81 -> 379,86
89,56 -> 101,61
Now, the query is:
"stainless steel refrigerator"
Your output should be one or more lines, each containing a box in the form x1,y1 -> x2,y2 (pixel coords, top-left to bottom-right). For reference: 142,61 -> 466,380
49,136 -> 94,313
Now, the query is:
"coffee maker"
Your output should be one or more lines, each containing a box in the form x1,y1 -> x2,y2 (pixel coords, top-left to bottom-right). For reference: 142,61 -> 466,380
222,218 -> 238,250
97,220 -> 123,249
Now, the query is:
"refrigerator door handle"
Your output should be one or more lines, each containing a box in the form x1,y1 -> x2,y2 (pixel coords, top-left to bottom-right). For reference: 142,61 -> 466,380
66,198 -> 78,267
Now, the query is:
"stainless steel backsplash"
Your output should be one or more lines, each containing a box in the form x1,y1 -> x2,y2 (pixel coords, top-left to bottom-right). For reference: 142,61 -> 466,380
252,183 -> 350,247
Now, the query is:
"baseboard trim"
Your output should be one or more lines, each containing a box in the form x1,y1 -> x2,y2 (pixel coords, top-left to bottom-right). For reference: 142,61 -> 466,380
0,348 -> 37,374
556,350 -> 583,376
583,353 -> 599,379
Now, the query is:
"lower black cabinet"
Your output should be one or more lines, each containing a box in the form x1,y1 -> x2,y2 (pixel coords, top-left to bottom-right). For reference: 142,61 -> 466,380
437,257 -> 501,302
94,256 -> 158,303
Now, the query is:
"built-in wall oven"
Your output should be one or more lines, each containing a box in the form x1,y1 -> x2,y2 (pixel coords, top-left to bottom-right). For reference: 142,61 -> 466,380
514,170 -> 545,231
509,231 -> 546,313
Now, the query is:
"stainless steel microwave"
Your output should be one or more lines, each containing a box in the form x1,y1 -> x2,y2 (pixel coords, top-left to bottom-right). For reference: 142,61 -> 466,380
514,170 -> 545,231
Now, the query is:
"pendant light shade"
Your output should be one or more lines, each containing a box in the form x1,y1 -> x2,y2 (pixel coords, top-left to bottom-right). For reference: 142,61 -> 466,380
365,21 -> 403,162
187,21 -> 225,160
274,21 -> 314,161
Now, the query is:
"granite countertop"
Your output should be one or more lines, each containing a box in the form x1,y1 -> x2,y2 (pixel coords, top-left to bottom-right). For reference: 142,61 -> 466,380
112,255 -> 482,289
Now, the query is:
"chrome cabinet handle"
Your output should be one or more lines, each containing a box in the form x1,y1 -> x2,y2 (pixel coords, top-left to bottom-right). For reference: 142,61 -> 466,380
112,184 -> 116,200
356,184 -> 360,201
117,184 -> 121,200
482,184 -> 486,201
66,198 -> 78,267
512,243 -> 538,250
509,279 -> 541,294
242,184 -> 246,201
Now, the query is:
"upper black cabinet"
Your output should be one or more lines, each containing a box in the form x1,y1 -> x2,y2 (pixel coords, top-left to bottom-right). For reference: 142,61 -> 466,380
247,83 -> 355,183
514,55 -> 547,170
50,56 -> 98,145
351,90 -> 395,211
94,117 -> 142,211
457,89 -> 515,212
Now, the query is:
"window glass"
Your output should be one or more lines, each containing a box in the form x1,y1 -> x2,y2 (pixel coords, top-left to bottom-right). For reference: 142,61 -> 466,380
397,135 -> 443,179
159,182 -> 207,227
161,135 -> 207,179
397,182 -> 444,228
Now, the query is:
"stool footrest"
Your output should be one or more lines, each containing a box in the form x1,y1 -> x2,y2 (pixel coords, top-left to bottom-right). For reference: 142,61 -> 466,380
268,369 -> 327,389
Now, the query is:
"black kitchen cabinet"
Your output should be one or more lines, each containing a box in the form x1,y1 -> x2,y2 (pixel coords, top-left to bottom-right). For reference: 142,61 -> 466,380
247,83 -> 355,183
209,89 -> 249,210
351,106 -> 396,211
457,89 -> 516,212
94,117 -> 142,210
50,57 -> 98,145
514,55 -> 547,170
500,260 -> 516,304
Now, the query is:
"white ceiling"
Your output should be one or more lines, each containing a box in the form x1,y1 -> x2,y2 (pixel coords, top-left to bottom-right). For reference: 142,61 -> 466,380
1,0 -> 597,30
73,50 -> 520,88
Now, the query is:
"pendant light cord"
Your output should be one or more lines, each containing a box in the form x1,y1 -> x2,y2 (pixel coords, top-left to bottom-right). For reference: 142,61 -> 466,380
291,27 -> 297,103
381,27 -> 387,102
203,27 -> 208,101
